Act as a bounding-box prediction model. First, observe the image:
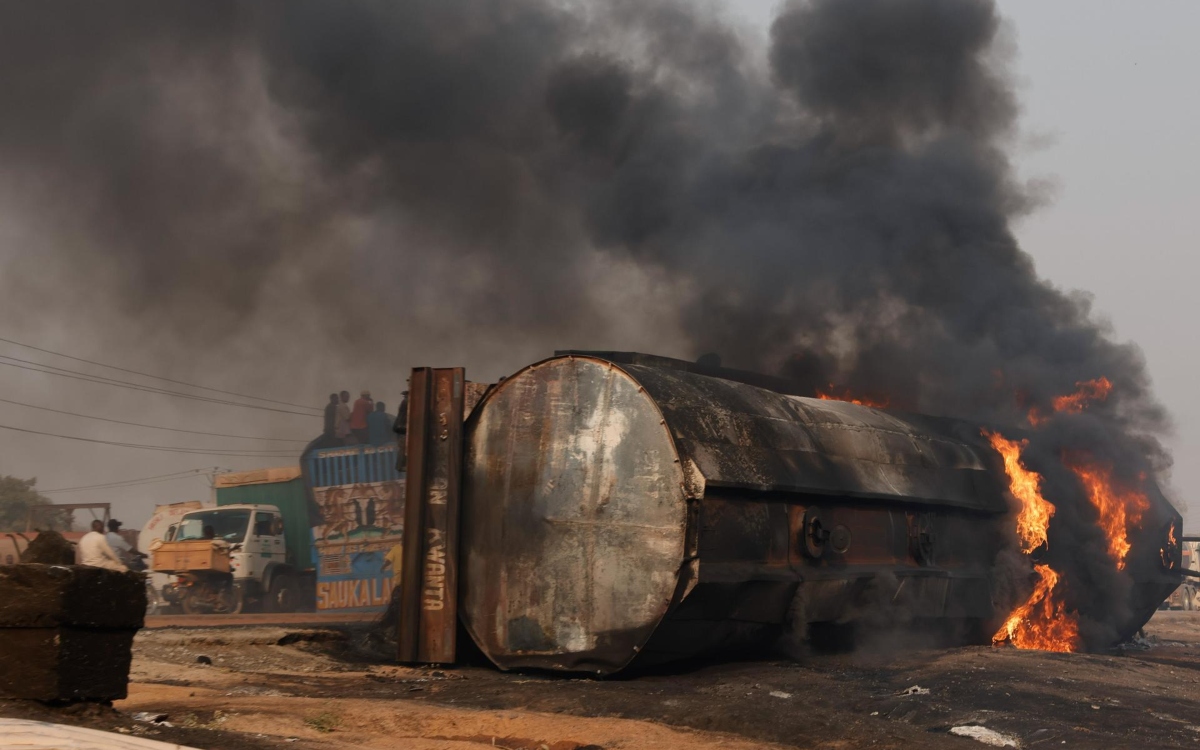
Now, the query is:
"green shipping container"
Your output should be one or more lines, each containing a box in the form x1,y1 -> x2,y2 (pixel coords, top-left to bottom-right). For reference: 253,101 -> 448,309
215,470 -> 313,571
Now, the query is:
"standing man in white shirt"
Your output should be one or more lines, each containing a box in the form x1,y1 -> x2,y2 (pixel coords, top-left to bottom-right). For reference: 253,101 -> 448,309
105,519 -> 132,566
79,519 -> 127,571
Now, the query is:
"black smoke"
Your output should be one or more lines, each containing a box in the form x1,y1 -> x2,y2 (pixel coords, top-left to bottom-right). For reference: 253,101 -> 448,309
0,0 -> 1175,647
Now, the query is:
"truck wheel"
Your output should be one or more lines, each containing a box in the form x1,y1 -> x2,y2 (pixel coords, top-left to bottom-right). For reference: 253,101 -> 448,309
180,590 -> 202,616
266,574 -> 296,613
215,583 -> 244,615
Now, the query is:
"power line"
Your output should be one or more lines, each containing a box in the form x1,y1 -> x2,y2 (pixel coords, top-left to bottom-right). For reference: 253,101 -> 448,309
0,421 -> 302,457
43,474 -> 206,494
0,335 -> 322,412
0,356 -> 319,417
0,395 -> 310,442
40,469 -> 213,494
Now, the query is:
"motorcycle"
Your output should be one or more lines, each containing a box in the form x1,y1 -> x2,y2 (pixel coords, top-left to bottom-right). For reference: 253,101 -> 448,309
166,570 -> 244,615
151,537 -> 244,615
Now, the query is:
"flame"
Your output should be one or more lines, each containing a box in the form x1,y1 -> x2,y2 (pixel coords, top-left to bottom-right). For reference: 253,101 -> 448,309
1053,377 -> 1113,413
1065,457 -> 1150,570
985,429 -> 1079,652
815,385 -> 890,408
992,564 -> 1080,652
1163,522 -> 1178,569
1028,377 -> 1113,426
983,430 -> 1055,553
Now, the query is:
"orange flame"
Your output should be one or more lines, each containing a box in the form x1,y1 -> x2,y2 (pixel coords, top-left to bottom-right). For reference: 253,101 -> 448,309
1028,377 -> 1113,426
815,385 -> 890,408
1163,522 -> 1178,569
1065,458 -> 1150,570
1053,377 -> 1113,413
992,564 -> 1080,652
985,429 -> 1079,652
983,430 -> 1055,553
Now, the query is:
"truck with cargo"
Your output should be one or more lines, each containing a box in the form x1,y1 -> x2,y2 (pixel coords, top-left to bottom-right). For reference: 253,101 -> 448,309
152,449 -> 406,614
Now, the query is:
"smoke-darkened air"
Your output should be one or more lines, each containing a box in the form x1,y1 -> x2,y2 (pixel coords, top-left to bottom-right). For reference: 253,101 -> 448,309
0,0 -> 1175,649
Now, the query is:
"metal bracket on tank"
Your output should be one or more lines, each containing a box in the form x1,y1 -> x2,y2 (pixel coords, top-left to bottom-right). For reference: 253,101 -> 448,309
829,524 -> 852,554
802,507 -> 829,558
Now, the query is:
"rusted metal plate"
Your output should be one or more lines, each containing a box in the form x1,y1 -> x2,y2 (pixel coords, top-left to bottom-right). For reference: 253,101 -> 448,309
461,357 -> 688,674
398,367 -> 465,664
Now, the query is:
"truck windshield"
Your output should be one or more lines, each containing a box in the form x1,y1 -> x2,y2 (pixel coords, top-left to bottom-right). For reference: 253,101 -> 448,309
177,510 -> 252,544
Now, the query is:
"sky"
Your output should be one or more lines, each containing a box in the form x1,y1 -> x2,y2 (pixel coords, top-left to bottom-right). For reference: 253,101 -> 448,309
999,2 -> 1200,522
1,1 -> 1196,530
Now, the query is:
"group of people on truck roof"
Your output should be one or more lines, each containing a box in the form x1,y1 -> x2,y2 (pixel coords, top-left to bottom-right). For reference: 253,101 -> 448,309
323,389 -> 398,447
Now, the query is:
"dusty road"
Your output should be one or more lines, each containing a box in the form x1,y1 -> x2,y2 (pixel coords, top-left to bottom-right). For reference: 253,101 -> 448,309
144,612 -> 380,628
6,612 -> 1200,749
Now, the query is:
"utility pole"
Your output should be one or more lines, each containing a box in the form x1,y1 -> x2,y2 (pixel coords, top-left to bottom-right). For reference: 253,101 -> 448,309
205,466 -> 230,505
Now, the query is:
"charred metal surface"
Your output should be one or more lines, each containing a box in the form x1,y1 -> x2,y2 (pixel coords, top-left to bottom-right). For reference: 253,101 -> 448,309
459,354 -> 1179,674
1124,507 -> 1185,640
622,363 -> 1005,512
556,350 -> 812,397
461,357 -> 687,674
399,367 -> 465,664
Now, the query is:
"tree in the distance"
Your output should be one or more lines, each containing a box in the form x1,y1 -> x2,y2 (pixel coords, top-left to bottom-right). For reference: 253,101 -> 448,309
0,475 -> 51,532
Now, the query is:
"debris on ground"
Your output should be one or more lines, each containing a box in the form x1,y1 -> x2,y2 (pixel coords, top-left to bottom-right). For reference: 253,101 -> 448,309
949,725 -> 1021,747
133,711 -> 172,725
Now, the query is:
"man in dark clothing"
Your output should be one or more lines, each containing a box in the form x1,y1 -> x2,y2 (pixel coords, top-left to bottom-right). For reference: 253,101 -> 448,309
335,390 -> 352,444
322,393 -> 338,438
367,401 -> 395,446
394,392 -> 408,438
393,391 -> 409,470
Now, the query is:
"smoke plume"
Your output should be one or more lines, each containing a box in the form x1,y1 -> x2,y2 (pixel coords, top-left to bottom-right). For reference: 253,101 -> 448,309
0,0 -> 1174,646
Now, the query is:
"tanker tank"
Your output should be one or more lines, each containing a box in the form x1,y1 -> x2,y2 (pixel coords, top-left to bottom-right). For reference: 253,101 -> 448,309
458,353 -> 1180,674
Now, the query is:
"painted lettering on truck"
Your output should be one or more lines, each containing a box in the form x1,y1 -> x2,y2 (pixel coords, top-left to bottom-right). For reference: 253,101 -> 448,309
316,577 -> 392,610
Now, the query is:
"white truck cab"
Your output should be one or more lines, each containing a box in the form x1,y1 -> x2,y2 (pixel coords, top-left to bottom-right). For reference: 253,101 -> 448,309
169,504 -> 297,611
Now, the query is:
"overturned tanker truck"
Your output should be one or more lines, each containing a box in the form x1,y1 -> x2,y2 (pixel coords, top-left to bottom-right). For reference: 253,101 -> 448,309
396,352 -> 1181,675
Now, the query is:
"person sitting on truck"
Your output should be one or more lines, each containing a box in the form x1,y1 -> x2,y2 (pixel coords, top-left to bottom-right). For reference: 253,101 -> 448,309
335,390 -> 352,444
350,390 -> 373,444
80,519 -> 128,572
202,525 -> 216,540
368,401 -> 395,446
323,393 -> 339,437
394,390 -> 408,469
106,518 -> 133,565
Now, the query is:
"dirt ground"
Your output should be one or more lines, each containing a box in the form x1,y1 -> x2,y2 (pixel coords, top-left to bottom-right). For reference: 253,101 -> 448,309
6,611 -> 1200,749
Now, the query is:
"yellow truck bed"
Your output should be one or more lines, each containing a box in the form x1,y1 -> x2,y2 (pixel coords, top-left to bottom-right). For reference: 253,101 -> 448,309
151,540 -> 231,573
